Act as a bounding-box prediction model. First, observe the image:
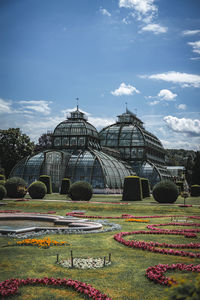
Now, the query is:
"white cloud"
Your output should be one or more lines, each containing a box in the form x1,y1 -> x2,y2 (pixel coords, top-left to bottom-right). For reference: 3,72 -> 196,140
188,40 -> 200,55
119,0 -> 157,20
142,71 -> 200,88
111,82 -> 140,96
158,89 -> 177,101
0,98 -> 13,114
177,104 -> 187,110
182,29 -> 200,36
149,100 -> 159,106
19,100 -> 52,115
99,8 -> 111,17
164,116 -> 200,136
141,23 -> 168,34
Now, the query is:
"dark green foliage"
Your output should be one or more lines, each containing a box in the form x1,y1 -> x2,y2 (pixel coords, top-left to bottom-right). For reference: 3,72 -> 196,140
0,128 -> 34,177
28,181 -> 47,199
191,151 -> 200,185
141,178 -> 150,198
190,185 -> 200,197
166,273 -> 200,300
60,178 -> 70,195
152,180 -> 179,203
39,175 -> 52,194
68,181 -> 93,201
176,181 -> 184,193
0,184 -> 7,200
0,180 -> 5,186
0,174 -> 5,180
5,177 -> 27,198
122,176 -> 143,201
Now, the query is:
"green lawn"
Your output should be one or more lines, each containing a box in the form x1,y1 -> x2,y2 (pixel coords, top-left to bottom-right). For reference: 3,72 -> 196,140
0,195 -> 200,299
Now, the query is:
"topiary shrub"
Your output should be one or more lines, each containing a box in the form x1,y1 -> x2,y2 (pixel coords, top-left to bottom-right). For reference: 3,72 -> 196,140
176,181 -> 184,193
5,177 -> 27,198
122,176 -> 143,201
60,178 -> 70,195
68,181 -> 93,201
152,180 -> 179,203
28,181 -> 47,199
141,178 -> 150,198
190,185 -> 200,197
0,185 -> 7,200
0,174 -> 5,181
39,175 -> 52,194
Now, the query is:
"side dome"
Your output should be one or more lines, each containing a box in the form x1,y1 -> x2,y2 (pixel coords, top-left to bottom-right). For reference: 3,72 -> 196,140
52,107 -> 100,149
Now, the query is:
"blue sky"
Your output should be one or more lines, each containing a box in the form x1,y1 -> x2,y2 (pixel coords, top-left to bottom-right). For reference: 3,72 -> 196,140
0,0 -> 200,150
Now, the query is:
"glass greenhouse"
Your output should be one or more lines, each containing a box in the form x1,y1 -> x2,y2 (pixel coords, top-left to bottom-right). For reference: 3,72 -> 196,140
10,107 -> 133,193
99,109 -> 171,187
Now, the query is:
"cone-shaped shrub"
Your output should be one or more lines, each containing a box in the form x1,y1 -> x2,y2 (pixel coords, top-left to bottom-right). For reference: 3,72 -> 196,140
68,181 -> 93,201
176,181 -> 184,193
152,180 -> 179,203
39,175 -> 52,194
0,185 -> 7,200
0,174 -> 5,181
60,178 -> 70,195
5,177 -> 27,198
122,176 -> 143,201
141,178 -> 150,198
28,181 -> 47,199
191,185 -> 200,197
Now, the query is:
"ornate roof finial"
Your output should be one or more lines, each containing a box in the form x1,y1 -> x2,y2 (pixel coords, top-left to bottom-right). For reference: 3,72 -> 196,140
76,97 -> 79,110
125,102 -> 128,113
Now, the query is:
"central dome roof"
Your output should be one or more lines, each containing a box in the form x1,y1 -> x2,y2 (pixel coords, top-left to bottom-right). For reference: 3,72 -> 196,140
52,107 -> 100,149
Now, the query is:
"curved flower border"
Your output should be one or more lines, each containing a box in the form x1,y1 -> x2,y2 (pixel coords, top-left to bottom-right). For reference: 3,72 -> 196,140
114,230 -> 200,258
0,277 -> 112,299
145,263 -> 200,286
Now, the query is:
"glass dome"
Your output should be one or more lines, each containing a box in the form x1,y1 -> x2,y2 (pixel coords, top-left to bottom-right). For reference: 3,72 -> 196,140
99,109 -> 171,186
10,149 -> 133,193
52,107 -> 100,150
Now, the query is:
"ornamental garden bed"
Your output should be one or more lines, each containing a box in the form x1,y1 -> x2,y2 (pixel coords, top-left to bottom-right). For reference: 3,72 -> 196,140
0,194 -> 200,300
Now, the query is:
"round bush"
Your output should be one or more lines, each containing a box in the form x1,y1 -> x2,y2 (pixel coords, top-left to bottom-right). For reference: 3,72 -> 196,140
152,180 -> 179,203
68,181 -> 93,201
39,175 -> 52,194
0,174 -> 5,181
28,181 -> 47,199
5,177 -> 27,198
0,185 -> 7,200
191,185 -> 200,197
0,180 -> 5,186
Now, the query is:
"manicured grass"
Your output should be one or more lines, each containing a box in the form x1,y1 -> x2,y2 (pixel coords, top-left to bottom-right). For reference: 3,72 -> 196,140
0,195 -> 200,299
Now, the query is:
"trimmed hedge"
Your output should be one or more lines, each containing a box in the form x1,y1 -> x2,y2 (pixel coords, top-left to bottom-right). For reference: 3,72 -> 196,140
68,181 -> 93,201
28,181 -> 47,199
152,180 -> 179,203
0,185 -> 7,200
141,178 -> 150,198
0,180 -> 5,186
39,175 -> 52,194
5,177 -> 27,198
60,178 -> 70,195
191,185 -> 200,197
122,176 -> 143,201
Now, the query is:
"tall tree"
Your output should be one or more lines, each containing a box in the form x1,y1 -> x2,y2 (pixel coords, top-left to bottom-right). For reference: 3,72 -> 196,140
0,128 -> 35,177
35,132 -> 52,152
191,151 -> 200,185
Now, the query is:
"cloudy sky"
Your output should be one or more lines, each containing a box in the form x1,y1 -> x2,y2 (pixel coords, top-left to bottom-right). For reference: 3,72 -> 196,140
0,0 -> 200,150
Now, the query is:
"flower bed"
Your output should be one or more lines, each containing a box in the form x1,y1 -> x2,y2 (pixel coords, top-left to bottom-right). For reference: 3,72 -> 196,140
125,218 -> 149,223
16,237 -> 70,248
145,263 -> 200,286
147,222 -> 200,233
58,257 -> 111,269
114,230 -> 200,258
0,277 -> 111,299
